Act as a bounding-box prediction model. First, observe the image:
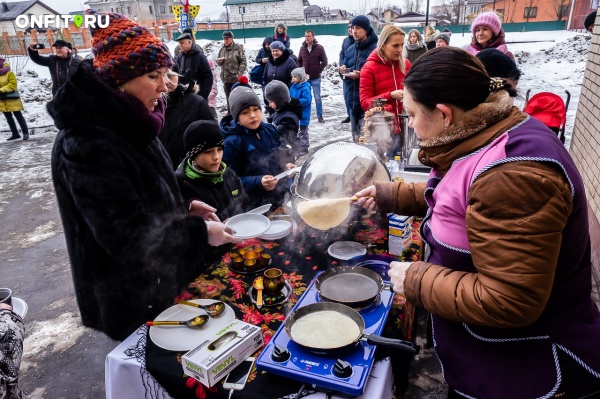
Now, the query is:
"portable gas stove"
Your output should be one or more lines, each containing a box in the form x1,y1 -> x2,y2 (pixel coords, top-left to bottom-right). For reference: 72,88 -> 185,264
256,272 -> 395,397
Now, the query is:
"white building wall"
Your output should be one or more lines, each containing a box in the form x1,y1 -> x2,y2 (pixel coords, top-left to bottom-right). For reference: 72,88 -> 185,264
1,4 -> 59,35
228,0 -> 305,28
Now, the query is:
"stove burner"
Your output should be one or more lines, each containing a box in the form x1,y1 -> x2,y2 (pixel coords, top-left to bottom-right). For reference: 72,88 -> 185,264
332,359 -> 353,378
271,345 -> 291,362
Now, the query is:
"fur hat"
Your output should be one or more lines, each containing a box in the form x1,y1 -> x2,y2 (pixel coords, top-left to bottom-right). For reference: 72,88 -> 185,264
265,80 -> 290,109
270,41 -> 285,51
351,15 -> 372,33
184,120 -> 224,159
291,67 -> 307,82
87,9 -> 173,88
584,10 -> 596,31
476,48 -> 522,81
436,33 -> 450,45
229,86 -> 261,120
471,12 -> 502,37
222,31 -> 234,39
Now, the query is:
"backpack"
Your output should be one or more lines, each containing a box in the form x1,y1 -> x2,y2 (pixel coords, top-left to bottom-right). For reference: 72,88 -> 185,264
249,64 -> 263,85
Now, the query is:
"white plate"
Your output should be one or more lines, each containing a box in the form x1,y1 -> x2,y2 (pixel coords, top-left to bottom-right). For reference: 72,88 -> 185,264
342,72 -> 356,77
225,214 -> 271,239
12,297 -> 28,319
149,299 -> 235,352
327,241 -> 367,260
259,220 -> 292,240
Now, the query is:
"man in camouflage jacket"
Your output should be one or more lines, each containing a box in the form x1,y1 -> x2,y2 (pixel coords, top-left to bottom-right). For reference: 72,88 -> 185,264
217,31 -> 247,112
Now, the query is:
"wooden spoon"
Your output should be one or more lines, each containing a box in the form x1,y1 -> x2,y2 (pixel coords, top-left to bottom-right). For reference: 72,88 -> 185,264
253,277 -> 264,309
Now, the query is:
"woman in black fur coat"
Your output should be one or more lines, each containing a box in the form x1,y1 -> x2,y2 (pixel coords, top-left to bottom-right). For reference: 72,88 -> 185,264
47,11 -> 242,341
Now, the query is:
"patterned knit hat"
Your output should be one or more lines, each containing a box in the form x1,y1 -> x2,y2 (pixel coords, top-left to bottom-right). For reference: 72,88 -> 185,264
87,9 -> 173,88
471,12 -> 502,37
184,120 -> 224,159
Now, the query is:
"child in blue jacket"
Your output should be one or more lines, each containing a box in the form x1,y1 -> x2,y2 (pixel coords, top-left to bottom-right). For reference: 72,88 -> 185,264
220,86 -> 296,208
289,67 -> 312,156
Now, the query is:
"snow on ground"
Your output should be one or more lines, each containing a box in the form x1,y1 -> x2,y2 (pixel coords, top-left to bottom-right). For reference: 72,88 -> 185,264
0,30 -> 589,215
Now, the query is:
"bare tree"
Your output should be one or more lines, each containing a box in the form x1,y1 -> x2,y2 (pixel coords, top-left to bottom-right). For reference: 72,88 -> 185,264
219,11 -> 228,21
502,2 -> 518,23
433,0 -> 462,24
523,0 -> 539,23
551,0 -> 570,20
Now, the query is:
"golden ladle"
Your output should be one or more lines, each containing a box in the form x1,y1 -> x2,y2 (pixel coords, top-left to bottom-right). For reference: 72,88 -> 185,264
296,196 -> 370,230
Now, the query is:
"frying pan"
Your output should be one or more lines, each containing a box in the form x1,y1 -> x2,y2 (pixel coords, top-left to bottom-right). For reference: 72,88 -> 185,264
284,302 -> 418,355
315,266 -> 390,309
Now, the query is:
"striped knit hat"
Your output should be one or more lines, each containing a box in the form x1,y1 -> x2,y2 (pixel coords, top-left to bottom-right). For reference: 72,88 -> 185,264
87,9 -> 173,87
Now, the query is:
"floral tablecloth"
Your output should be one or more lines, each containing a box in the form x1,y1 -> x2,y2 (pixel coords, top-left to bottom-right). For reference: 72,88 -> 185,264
140,213 -> 422,399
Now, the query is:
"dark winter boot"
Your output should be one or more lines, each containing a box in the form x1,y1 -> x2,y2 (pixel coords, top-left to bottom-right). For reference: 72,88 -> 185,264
22,133 -> 29,140
6,134 -> 20,141
342,116 -> 350,123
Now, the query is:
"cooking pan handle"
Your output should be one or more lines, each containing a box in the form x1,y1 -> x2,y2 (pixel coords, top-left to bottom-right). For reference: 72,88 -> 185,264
384,282 -> 395,292
363,333 -> 420,354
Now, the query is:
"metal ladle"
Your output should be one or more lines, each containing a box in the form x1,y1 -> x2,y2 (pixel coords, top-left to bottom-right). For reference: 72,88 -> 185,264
146,314 -> 209,329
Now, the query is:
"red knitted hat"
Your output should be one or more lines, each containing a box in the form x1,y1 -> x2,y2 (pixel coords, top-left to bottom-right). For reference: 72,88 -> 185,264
238,75 -> 249,85
87,9 -> 173,87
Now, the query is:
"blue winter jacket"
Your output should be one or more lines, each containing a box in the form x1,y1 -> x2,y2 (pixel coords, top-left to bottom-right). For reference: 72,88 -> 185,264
342,31 -> 378,111
220,115 -> 287,207
289,81 -> 312,126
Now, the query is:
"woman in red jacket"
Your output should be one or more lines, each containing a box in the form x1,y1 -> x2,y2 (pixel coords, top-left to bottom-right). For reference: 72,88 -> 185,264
360,25 -> 411,158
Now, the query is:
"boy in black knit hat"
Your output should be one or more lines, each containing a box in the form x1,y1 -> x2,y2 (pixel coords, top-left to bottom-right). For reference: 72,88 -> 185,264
175,120 -> 248,222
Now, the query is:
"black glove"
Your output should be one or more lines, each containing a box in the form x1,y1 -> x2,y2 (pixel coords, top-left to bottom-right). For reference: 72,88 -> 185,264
0,92 -> 6,100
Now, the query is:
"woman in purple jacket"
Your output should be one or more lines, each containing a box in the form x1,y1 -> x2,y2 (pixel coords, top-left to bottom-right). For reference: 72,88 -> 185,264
354,47 -> 600,398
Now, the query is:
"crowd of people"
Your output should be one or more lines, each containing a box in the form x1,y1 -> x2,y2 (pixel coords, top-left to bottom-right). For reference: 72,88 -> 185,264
3,8 -> 600,399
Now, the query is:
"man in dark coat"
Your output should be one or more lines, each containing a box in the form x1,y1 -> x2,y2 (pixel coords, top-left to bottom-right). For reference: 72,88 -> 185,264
340,15 -> 378,142
28,39 -> 82,96
339,21 -> 354,124
173,33 -> 213,100
161,70 -> 214,169
297,29 -> 328,123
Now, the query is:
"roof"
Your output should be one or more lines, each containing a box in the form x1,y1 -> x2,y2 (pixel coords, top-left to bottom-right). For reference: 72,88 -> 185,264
383,7 -> 402,16
304,4 -> 325,16
0,0 -> 60,21
223,0 -> 281,5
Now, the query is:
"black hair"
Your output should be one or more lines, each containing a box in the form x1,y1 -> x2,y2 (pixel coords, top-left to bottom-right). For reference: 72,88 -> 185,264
476,48 -> 522,81
404,47 -> 517,111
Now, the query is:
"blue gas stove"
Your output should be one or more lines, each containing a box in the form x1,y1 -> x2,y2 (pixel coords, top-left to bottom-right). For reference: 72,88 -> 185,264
256,272 -> 395,397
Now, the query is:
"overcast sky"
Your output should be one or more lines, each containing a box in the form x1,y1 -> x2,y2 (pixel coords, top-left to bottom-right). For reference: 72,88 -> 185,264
26,0 -> 439,23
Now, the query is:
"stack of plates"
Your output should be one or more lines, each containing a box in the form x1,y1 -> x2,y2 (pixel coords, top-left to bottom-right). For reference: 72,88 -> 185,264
259,220 -> 292,240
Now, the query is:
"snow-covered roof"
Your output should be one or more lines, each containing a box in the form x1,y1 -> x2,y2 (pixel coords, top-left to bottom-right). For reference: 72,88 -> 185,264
0,0 -> 60,21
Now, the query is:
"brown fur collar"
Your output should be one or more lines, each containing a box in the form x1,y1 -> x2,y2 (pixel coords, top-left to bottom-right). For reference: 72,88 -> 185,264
417,93 -> 527,176
419,91 -> 514,149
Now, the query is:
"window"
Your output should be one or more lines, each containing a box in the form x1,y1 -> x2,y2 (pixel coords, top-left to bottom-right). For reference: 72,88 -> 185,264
559,5 -> 568,16
149,5 -> 154,14
127,7 -> 131,14
170,6 -> 174,13
470,5 -> 481,13
160,5 -> 166,13
110,7 -> 114,12
523,6 -> 537,18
